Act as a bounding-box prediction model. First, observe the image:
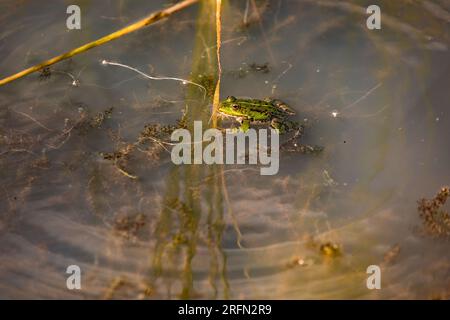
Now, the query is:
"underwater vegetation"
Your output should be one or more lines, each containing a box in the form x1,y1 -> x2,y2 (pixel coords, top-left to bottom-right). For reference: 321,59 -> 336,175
418,187 -> 450,239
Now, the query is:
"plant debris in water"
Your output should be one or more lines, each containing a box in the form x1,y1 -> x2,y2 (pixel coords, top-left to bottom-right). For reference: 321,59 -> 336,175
138,122 -> 184,144
236,0 -> 269,31
319,242 -> 342,257
100,143 -> 137,179
101,113 -> 187,179
103,277 -> 128,300
304,235 -> 342,258
417,186 -> 450,238
103,276 -> 154,300
284,236 -> 342,270
77,106 -> 114,133
228,62 -> 270,78
281,143 -> 324,154
38,67 -> 51,81
89,107 -> 114,128
114,212 -> 147,240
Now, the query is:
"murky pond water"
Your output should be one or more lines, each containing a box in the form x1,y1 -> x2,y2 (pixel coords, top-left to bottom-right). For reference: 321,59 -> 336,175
0,0 -> 449,299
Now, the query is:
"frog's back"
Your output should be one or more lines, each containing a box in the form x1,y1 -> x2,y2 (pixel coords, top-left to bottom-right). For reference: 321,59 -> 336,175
254,99 -> 286,120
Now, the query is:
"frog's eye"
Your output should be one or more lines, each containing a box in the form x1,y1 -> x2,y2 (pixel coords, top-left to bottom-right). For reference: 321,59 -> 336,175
231,105 -> 239,110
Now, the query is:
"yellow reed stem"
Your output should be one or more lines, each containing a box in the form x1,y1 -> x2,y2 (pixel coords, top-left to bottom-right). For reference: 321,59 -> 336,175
212,0 -> 222,128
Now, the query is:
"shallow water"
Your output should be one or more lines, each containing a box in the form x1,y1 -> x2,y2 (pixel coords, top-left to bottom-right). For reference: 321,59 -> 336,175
0,0 -> 449,299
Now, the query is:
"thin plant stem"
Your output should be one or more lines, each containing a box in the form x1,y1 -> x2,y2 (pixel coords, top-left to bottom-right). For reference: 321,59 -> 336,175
212,0 -> 222,128
101,60 -> 207,99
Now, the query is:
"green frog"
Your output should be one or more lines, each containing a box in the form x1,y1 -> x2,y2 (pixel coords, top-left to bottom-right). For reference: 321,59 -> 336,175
218,96 -> 300,134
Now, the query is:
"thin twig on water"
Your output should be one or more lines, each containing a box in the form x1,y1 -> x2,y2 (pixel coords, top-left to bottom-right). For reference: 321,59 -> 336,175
101,60 -> 207,99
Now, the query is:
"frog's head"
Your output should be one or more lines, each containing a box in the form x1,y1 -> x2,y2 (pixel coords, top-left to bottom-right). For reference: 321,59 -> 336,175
218,96 -> 245,117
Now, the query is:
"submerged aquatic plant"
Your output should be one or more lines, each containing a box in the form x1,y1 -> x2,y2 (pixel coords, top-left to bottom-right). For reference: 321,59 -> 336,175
113,212 -> 147,240
228,62 -> 270,78
418,187 -> 450,239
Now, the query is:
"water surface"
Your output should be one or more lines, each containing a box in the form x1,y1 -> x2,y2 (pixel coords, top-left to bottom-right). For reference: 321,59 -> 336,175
0,0 -> 449,299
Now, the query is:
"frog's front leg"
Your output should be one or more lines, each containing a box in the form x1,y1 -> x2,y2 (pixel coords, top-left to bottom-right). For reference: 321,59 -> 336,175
239,119 -> 251,132
232,117 -> 250,132
270,118 -> 284,134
